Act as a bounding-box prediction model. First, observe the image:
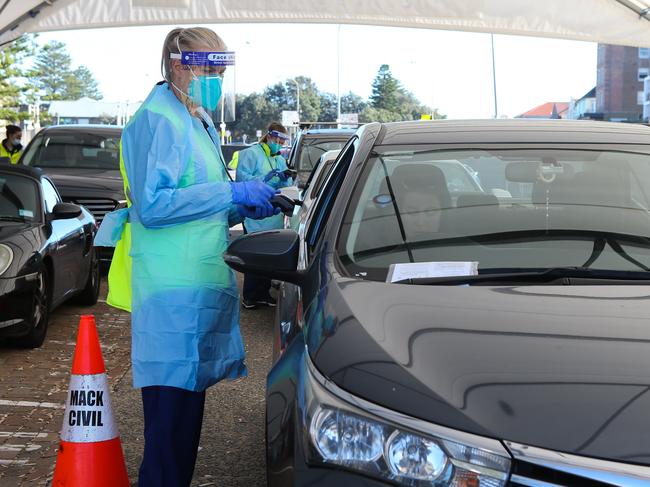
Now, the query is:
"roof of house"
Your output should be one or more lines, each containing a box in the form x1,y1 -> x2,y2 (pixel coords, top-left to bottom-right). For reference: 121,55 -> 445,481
516,102 -> 570,119
579,87 -> 596,100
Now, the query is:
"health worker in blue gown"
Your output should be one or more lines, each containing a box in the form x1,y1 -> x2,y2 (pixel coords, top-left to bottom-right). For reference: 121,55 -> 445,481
236,122 -> 293,309
95,27 -> 278,487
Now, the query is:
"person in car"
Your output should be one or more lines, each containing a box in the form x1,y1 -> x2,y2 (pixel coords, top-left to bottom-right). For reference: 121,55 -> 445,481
392,164 -> 450,240
0,125 -> 23,164
398,188 -> 443,240
236,122 -> 293,309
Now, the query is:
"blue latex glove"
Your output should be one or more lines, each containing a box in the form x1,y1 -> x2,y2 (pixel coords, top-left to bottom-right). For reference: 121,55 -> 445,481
237,204 -> 281,220
263,170 -> 279,183
264,169 -> 289,183
230,180 -> 276,208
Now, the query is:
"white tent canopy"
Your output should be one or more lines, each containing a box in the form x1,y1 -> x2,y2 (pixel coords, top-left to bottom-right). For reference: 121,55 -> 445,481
1,0 -> 650,47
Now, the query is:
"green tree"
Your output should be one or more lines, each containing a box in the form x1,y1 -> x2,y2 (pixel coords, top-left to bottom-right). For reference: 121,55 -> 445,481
318,92 -> 337,122
30,41 -> 72,100
340,92 -> 367,115
359,106 -> 401,123
288,76 -> 321,122
29,41 -> 102,101
65,66 -> 103,100
231,92 -> 277,141
0,35 -> 35,122
370,64 -> 401,112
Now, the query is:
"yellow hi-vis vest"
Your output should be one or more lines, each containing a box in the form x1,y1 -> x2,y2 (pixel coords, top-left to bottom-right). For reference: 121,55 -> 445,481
0,141 -> 21,164
105,141 -> 132,312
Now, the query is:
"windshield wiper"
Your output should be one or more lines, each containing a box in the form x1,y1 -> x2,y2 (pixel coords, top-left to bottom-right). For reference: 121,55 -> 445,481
393,267 -> 650,285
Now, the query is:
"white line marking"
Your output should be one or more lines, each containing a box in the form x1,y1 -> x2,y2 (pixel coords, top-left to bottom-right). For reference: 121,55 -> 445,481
0,432 -> 49,439
0,399 -> 65,409
0,443 -> 41,453
0,459 -> 31,466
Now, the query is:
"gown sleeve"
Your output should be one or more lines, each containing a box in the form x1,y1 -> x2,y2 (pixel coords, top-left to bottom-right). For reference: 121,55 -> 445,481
122,110 -> 234,228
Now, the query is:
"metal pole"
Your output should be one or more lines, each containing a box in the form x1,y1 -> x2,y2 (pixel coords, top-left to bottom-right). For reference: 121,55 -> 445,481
491,33 -> 498,119
291,78 -> 300,121
337,24 -> 341,127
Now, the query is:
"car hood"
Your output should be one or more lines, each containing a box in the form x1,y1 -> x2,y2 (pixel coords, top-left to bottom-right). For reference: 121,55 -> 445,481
39,168 -> 123,193
307,278 -> 650,466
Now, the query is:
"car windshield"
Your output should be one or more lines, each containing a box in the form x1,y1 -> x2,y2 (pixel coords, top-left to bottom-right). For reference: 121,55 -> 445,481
337,147 -> 650,281
0,173 -> 39,222
299,139 -> 349,172
22,132 -> 120,169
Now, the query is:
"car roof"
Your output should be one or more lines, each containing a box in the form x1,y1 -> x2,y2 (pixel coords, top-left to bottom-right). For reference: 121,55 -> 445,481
40,124 -> 123,135
0,164 -> 43,181
376,119 -> 650,146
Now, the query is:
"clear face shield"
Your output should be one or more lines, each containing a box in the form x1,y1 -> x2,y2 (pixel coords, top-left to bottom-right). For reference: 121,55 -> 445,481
170,49 -> 236,124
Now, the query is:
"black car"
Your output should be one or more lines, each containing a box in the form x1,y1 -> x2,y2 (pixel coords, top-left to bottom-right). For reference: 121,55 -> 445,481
20,125 -> 125,261
0,166 -> 99,348
221,143 -> 249,166
287,128 -> 355,187
226,120 -> 650,486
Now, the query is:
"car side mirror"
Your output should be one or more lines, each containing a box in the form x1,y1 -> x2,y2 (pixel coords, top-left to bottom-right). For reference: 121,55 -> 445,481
223,229 -> 306,285
49,202 -> 82,221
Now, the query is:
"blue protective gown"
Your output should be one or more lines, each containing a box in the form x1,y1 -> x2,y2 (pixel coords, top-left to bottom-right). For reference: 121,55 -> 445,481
235,143 -> 292,232
100,82 -> 247,392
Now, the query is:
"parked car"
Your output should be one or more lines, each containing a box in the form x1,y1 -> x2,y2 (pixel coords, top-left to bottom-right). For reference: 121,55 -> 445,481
0,165 -> 99,348
221,143 -> 249,166
226,119 -> 650,486
286,128 -> 355,187
20,125 -> 124,262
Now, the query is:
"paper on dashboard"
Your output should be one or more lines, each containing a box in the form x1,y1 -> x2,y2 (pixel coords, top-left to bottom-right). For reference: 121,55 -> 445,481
387,261 -> 479,283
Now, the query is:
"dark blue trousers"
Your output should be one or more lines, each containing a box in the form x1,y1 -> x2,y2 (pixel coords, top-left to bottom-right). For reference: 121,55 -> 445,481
243,272 -> 272,301
138,386 -> 206,487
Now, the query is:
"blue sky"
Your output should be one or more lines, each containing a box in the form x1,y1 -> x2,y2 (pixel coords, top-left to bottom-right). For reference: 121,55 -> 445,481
37,23 -> 597,119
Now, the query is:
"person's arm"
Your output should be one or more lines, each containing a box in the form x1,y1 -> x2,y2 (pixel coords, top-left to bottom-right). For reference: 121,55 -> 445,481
123,111 -> 233,228
275,156 -> 294,188
235,147 -> 261,182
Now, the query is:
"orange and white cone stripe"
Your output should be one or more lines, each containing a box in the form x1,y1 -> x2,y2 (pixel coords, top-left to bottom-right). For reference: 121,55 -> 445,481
52,315 -> 129,487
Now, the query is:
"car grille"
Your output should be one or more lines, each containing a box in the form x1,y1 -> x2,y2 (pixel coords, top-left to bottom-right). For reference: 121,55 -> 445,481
66,198 -> 118,224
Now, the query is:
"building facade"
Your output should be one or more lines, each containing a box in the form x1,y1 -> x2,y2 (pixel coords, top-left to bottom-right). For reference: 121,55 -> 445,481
596,44 -> 650,122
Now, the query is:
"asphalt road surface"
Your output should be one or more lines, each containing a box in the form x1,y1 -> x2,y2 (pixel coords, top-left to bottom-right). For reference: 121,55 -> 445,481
0,275 -> 273,486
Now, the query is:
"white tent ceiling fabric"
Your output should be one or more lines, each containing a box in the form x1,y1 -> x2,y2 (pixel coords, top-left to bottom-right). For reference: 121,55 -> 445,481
1,0 -> 650,47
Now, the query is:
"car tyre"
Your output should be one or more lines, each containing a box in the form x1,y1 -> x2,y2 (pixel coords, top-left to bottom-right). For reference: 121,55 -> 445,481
15,267 -> 50,349
75,248 -> 100,306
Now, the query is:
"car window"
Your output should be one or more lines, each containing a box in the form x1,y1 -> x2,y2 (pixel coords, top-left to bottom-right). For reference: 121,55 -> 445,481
306,138 -> 358,252
337,147 -> 650,281
0,174 -> 40,221
41,178 -> 61,213
311,160 -> 337,198
299,139 -> 349,172
22,132 -> 121,169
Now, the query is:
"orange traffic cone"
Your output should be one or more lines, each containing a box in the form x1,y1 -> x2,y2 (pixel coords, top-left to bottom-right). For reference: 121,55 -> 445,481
52,315 -> 129,486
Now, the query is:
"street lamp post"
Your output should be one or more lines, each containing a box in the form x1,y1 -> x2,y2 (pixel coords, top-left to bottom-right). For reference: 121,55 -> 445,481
290,78 -> 300,122
337,24 -> 341,127
491,33 -> 498,119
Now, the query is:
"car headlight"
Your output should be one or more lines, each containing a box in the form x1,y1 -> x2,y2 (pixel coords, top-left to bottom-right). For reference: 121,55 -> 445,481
302,353 -> 511,486
0,244 -> 13,276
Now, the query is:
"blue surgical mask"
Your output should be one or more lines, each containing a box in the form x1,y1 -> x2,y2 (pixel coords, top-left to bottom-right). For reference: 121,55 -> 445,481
12,138 -> 21,147
268,142 -> 282,154
188,75 -> 222,111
